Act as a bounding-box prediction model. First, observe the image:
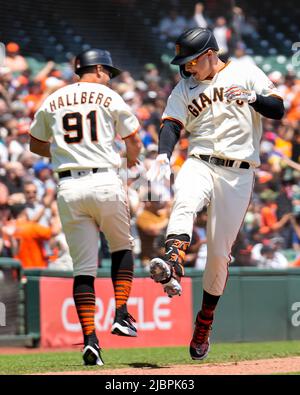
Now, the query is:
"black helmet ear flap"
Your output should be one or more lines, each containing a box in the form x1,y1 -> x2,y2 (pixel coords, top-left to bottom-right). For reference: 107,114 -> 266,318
180,65 -> 191,79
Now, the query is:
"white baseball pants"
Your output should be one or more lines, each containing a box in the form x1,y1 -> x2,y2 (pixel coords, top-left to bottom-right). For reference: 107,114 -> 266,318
57,169 -> 134,277
167,157 -> 255,295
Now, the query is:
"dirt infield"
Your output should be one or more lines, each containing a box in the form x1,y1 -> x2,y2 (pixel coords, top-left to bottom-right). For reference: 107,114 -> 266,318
36,356 -> 300,375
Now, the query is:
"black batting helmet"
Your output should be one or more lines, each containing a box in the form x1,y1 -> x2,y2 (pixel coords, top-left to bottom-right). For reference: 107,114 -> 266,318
171,28 -> 219,79
74,49 -> 122,78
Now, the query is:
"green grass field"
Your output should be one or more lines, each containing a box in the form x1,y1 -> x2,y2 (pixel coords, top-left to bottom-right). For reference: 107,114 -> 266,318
1,341 -> 300,374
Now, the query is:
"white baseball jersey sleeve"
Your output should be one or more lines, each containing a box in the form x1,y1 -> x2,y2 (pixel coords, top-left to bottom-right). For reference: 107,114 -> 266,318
162,61 -> 283,166
30,82 -> 140,171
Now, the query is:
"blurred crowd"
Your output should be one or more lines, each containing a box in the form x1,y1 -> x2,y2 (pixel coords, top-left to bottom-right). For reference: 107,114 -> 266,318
1,5 -> 300,272
157,2 -> 257,63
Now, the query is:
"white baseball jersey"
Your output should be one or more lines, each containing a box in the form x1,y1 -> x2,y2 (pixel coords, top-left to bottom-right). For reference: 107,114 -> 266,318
163,61 -> 282,166
30,82 -> 140,171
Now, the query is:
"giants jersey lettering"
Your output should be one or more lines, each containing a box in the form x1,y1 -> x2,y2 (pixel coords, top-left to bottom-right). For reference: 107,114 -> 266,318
30,82 -> 140,171
163,61 -> 283,166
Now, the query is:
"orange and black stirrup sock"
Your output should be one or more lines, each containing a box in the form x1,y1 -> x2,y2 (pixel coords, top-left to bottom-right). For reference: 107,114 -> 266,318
73,275 -> 98,345
111,250 -> 134,313
198,290 -> 221,325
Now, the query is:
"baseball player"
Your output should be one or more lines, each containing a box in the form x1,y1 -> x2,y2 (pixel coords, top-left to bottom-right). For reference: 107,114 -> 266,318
147,28 -> 284,360
29,49 -> 142,366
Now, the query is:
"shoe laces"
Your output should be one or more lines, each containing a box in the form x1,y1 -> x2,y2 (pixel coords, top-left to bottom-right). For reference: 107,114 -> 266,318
125,312 -> 136,324
116,311 -> 136,325
193,319 -> 211,344
75,341 -> 102,352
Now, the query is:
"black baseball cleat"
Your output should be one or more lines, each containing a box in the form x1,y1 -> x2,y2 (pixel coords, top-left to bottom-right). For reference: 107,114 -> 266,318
82,342 -> 104,366
150,258 -> 182,297
111,311 -> 137,337
189,314 -> 211,361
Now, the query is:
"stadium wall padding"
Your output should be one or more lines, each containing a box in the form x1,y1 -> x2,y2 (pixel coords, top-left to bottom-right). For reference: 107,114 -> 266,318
1,261 -> 299,346
191,268 -> 300,342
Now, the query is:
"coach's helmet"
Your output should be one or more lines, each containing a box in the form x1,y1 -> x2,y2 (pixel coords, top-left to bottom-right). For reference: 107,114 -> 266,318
171,28 -> 219,79
74,49 -> 122,78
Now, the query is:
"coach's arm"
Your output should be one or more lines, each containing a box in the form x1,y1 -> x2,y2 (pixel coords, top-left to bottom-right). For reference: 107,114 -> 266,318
29,135 -> 51,158
124,131 -> 142,167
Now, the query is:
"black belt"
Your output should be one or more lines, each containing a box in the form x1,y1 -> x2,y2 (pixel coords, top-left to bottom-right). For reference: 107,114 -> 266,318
58,168 -> 107,179
194,154 -> 250,169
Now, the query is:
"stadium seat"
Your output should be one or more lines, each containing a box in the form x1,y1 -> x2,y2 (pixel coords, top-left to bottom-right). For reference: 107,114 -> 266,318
55,44 -> 64,52
262,63 -> 272,72
254,55 -> 263,64
260,40 -> 269,48
81,44 -> 91,51
48,36 -> 57,44
74,36 -> 83,43
275,33 -> 285,40
268,48 -> 277,55
277,55 -> 287,64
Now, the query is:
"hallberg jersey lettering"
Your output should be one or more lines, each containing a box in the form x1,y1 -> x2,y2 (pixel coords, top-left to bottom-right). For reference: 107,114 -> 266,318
163,61 -> 283,166
30,82 -> 140,171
